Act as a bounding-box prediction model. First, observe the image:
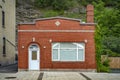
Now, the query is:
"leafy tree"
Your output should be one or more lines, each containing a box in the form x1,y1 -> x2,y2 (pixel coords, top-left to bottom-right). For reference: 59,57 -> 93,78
34,0 -> 72,10
52,0 -> 69,10
93,0 -> 120,53
103,37 -> 120,55
34,0 -> 52,8
94,0 -> 120,72
95,24 -> 103,72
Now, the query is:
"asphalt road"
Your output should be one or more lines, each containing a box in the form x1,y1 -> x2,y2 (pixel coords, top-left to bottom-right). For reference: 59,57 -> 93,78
0,64 -> 18,73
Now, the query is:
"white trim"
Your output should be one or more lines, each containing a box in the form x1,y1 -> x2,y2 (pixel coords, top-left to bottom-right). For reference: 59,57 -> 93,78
28,44 -> 40,70
73,43 -> 84,49
83,43 -> 85,61
58,44 -> 60,61
52,43 -> 59,48
34,16 -> 81,22
77,46 -> 79,60
18,30 -> 95,32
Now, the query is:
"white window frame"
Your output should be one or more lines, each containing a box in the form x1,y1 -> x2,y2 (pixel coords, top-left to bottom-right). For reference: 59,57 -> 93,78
52,42 -> 85,61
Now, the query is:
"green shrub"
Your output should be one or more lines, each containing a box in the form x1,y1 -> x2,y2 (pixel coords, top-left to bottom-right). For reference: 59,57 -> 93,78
52,0 -> 69,10
64,13 -> 80,18
34,0 -> 73,11
95,24 -> 103,72
103,59 -> 110,67
100,65 -> 110,72
43,10 -> 59,17
34,0 -> 52,8
103,49 -> 120,57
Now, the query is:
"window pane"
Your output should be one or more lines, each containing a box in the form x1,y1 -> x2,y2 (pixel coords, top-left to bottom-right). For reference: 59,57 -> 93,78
52,43 -> 85,61
60,49 -> 77,61
52,43 -> 59,49
78,49 -> 84,61
60,43 -> 76,49
75,43 -> 84,49
52,49 -> 58,60
2,11 -> 5,27
3,37 -> 6,55
32,51 -> 37,60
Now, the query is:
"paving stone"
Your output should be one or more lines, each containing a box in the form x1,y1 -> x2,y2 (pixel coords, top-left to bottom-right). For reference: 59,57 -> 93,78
42,72 -> 86,80
0,71 -> 120,80
82,72 -> 120,80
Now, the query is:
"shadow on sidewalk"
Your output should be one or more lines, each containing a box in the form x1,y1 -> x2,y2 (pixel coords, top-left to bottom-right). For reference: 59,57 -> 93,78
0,63 -> 18,73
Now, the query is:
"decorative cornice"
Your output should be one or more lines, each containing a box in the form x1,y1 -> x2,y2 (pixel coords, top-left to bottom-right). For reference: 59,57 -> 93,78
34,16 -> 81,22
18,17 -> 96,26
18,17 -> 81,25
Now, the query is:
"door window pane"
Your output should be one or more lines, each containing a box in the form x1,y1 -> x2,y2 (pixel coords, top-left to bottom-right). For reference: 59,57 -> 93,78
32,51 -> 37,60
30,45 -> 38,50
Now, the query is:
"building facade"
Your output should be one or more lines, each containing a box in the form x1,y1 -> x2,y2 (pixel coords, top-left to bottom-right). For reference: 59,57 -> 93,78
18,5 -> 96,71
0,0 -> 16,66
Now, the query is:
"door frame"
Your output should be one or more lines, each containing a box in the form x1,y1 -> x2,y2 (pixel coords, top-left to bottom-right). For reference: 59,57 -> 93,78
28,44 -> 40,70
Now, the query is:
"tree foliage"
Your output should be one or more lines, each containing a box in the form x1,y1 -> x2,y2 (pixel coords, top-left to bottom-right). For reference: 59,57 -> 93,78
94,0 -> 120,72
94,0 -> 120,55
94,24 -> 103,72
34,0 -> 73,10
34,0 -> 52,8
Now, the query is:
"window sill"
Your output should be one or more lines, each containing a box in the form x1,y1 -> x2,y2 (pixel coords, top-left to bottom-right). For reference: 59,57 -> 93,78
52,61 -> 85,62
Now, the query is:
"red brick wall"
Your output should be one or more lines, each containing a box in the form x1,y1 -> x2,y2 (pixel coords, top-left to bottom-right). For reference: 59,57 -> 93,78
18,19 -> 96,70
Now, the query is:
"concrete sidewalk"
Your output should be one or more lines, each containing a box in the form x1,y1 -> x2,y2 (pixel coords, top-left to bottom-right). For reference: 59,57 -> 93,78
42,72 -> 86,80
0,71 -> 120,80
0,72 -> 86,80
0,64 -> 120,80
83,72 -> 120,80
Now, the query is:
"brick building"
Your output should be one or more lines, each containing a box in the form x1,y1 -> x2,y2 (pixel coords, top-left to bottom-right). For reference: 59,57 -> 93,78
18,5 -> 96,71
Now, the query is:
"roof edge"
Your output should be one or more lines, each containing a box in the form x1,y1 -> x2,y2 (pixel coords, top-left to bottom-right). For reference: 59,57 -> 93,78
18,17 -> 81,25
34,16 -> 81,22
18,17 -> 96,26
18,22 -> 35,25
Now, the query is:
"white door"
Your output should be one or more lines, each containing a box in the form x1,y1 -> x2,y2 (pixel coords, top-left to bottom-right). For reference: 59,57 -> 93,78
29,44 -> 40,70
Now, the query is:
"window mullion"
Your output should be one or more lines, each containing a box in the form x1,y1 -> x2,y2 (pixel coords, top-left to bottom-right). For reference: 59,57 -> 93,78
83,44 -> 85,61
77,46 -> 78,61
58,43 -> 60,61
